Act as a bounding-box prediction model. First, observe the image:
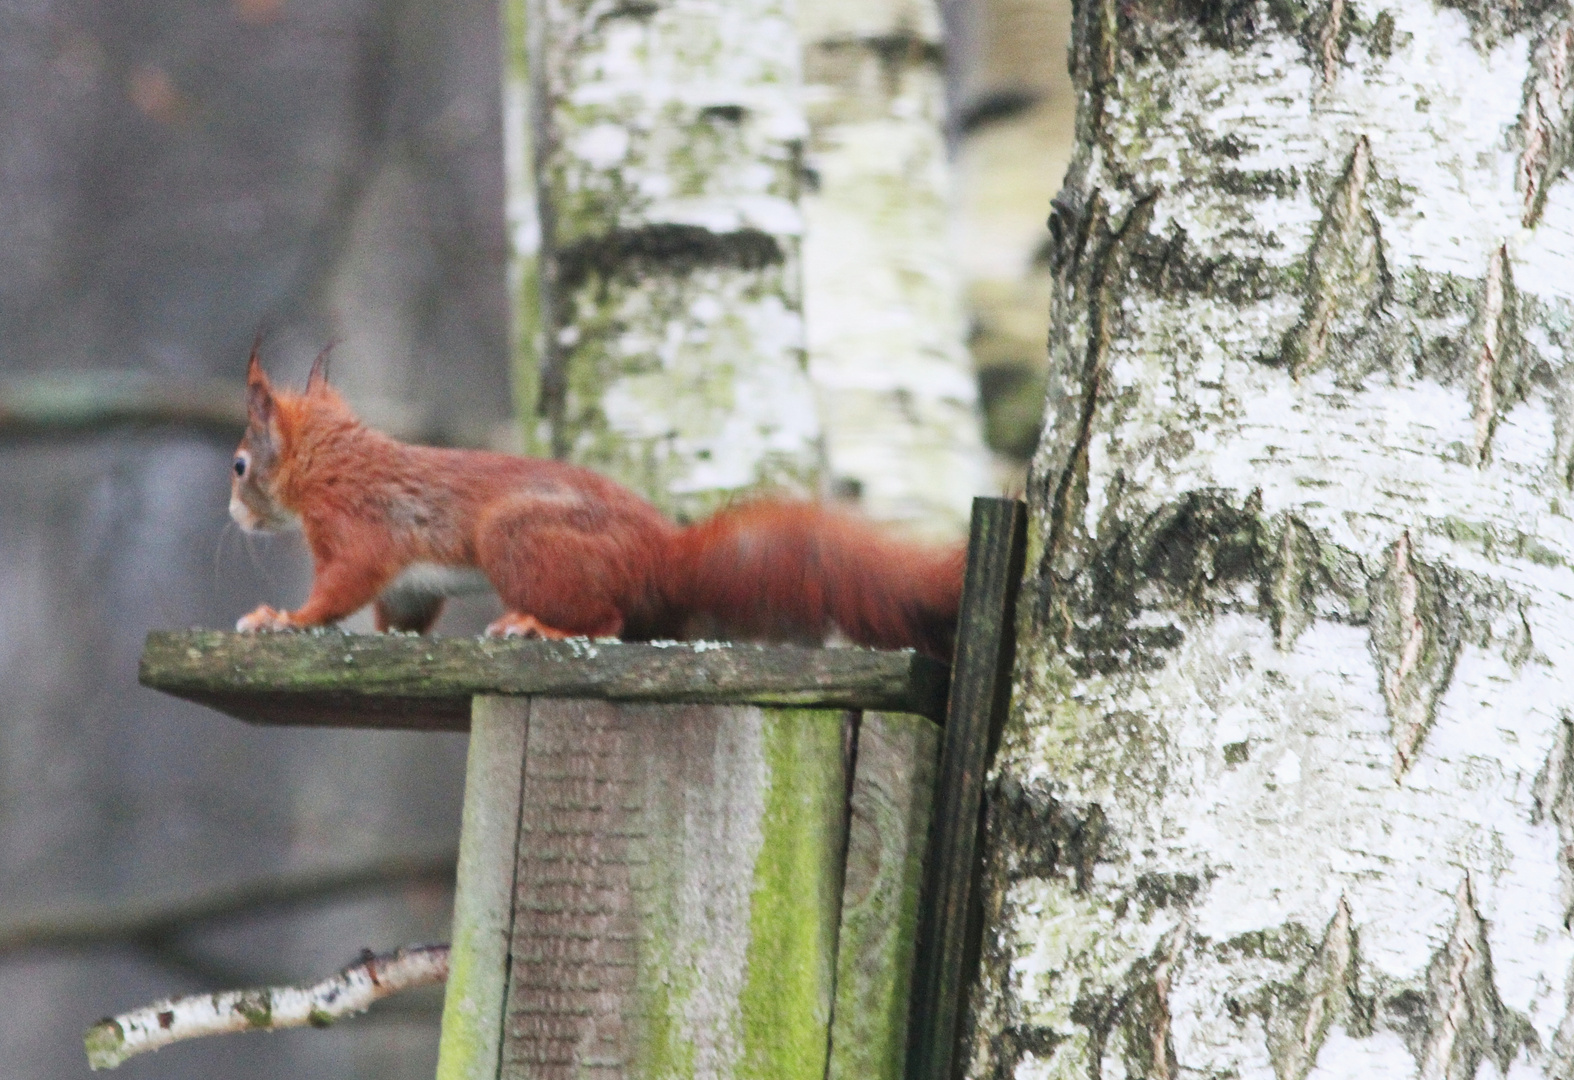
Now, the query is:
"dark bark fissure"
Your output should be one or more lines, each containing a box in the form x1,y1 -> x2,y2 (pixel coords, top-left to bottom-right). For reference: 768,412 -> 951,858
1029,477 -> 1531,772
1232,900 -> 1375,1080
1367,534 -> 1466,777
1534,738 -> 1574,1077
988,775 -> 1109,892
981,1025 -> 1066,1080
1075,0 -> 1404,79
1268,517 -> 1331,648
1465,247 -> 1531,464
977,772 -> 1198,1080
1130,222 -> 1290,304
555,224 -> 786,294
1041,940 -> 1182,1080
1276,137 -> 1393,380
1516,20 -> 1574,229
1397,877 -> 1538,1079
1033,190 -> 1157,643
1533,718 -> 1574,929
1361,528 -> 1538,776
1037,489 -> 1374,676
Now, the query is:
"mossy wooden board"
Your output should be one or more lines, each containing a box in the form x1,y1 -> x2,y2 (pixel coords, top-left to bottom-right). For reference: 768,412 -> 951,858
826,712 -> 940,1080
434,697 -> 852,1080
436,698 -> 530,1080
138,631 -> 948,730
434,697 -> 941,1080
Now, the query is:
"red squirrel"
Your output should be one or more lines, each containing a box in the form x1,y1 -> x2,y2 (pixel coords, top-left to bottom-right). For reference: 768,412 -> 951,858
230,344 -> 965,660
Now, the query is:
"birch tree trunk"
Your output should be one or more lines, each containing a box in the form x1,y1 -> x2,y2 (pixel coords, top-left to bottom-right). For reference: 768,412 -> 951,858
502,0 -> 823,518
798,0 -> 993,537
969,3 -> 1574,1077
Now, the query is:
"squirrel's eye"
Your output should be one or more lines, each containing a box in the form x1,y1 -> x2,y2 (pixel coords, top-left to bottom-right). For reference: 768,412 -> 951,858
233,454 -> 248,478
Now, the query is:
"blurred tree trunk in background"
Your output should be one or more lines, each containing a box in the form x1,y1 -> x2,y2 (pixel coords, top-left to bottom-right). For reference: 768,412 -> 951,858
968,2 -> 1574,1077
502,0 -> 825,520
0,0 -> 509,1076
950,0 -> 1076,467
798,0 -> 993,539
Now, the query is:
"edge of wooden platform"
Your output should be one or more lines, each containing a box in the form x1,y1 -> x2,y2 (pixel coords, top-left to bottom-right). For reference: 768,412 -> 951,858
139,630 -> 951,729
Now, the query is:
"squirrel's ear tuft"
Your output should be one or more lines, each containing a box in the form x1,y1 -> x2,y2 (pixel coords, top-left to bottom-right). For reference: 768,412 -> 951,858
246,333 -> 271,388
305,341 -> 335,395
246,335 -> 274,426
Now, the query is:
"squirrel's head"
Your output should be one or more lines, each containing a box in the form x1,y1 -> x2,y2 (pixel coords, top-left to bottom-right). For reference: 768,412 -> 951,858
229,339 -> 336,533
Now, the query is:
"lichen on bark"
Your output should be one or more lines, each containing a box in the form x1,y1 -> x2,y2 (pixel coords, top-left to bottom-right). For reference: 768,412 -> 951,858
969,2 -> 1574,1078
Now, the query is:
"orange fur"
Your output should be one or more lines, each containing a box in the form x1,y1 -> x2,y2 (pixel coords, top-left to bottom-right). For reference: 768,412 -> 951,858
230,346 -> 964,659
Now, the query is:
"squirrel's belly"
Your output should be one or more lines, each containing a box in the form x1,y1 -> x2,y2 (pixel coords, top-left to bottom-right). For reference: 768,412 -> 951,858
382,562 -> 494,601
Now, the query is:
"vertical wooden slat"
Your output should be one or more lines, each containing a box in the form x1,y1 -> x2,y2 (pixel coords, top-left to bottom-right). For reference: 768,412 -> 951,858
436,695 -> 532,1080
905,497 -> 1028,1080
500,700 -> 848,1080
827,711 -> 941,1080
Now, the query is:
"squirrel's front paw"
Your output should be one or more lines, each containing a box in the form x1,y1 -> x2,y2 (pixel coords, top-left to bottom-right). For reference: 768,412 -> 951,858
237,604 -> 293,632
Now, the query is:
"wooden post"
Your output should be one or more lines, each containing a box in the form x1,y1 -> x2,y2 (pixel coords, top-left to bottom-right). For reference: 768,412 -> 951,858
435,697 -> 530,1080
827,712 -> 940,1080
137,634 -> 954,1079
499,700 -> 848,1080
905,497 -> 1027,1080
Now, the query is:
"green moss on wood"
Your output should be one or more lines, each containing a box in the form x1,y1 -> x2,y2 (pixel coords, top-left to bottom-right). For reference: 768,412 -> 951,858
740,709 -> 846,1080
635,948 -> 698,1080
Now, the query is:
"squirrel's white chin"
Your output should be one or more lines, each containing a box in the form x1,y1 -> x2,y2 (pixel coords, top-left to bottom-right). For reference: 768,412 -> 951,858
229,495 -> 298,533
228,496 -> 267,533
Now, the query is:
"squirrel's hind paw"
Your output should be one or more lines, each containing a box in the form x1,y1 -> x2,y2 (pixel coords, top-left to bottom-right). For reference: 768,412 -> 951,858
486,613 -> 574,640
237,604 -> 293,632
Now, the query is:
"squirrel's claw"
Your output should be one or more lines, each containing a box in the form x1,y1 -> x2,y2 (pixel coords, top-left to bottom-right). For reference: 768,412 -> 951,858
237,604 -> 293,632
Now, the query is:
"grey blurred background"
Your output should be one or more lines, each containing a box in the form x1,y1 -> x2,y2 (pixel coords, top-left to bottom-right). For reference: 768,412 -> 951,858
0,0 -> 1071,1075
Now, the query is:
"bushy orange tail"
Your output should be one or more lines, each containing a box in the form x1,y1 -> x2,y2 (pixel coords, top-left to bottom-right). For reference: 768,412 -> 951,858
664,502 -> 965,660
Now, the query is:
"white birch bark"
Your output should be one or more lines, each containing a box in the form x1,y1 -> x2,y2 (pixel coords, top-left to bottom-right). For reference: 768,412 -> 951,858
969,2 -> 1574,1078
509,0 -> 823,518
798,0 -> 993,537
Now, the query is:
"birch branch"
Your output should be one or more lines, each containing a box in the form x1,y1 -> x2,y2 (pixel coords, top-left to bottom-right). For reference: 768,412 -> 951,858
84,943 -> 451,1070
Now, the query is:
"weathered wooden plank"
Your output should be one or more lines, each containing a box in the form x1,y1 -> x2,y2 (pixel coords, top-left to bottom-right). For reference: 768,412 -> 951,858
436,697 -> 531,1080
905,497 -> 1027,1080
827,711 -> 941,1080
500,700 -> 849,1080
139,631 -> 949,730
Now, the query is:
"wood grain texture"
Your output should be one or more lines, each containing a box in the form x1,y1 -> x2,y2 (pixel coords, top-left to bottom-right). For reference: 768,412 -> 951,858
139,631 -> 950,730
827,711 -> 941,1080
436,697 -> 531,1080
905,497 -> 1026,1080
501,700 -> 849,1080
